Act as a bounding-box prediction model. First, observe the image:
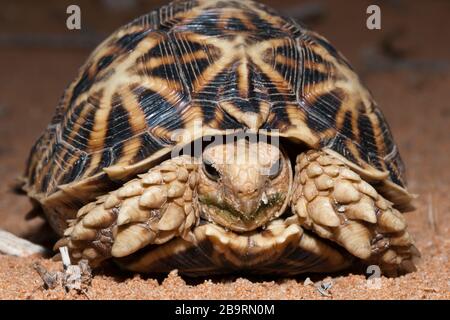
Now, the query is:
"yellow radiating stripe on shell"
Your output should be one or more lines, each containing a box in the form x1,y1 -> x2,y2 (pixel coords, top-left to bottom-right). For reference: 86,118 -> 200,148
248,39 -> 295,95
237,58 -> 250,98
275,54 -> 299,70
117,136 -> 146,165
120,87 -> 148,134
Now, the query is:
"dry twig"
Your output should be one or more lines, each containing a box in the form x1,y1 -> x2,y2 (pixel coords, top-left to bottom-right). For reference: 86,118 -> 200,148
33,246 -> 92,295
0,229 -> 49,257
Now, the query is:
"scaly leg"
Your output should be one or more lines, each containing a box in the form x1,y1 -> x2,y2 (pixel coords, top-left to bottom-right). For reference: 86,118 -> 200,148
55,156 -> 199,267
291,150 -> 419,276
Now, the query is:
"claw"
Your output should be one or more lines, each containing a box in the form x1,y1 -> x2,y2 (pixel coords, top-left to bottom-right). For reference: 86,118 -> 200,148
332,180 -> 361,203
336,221 -> 372,259
378,209 -> 406,232
82,206 -> 115,228
346,197 -> 377,223
117,198 -> 150,226
112,224 -> 156,257
139,186 -> 167,208
308,196 -> 340,227
71,224 -> 96,241
158,203 -> 185,231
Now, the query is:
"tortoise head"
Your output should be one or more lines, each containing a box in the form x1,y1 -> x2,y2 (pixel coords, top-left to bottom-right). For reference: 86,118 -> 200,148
197,138 -> 292,232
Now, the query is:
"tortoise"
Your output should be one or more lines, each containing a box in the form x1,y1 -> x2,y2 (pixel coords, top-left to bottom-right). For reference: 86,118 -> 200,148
22,0 -> 419,276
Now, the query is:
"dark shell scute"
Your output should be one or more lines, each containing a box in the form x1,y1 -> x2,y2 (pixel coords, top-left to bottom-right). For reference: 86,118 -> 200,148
305,90 -> 343,132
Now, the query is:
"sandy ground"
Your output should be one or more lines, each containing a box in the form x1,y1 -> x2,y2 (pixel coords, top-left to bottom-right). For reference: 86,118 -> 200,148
0,0 -> 449,299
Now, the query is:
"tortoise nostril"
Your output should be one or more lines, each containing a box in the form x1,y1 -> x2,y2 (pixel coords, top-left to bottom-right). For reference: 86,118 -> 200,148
238,190 -> 257,195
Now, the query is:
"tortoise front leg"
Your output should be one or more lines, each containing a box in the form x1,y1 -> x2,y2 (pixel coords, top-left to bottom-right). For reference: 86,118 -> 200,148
55,156 -> 199,267
291,150 -> 419,276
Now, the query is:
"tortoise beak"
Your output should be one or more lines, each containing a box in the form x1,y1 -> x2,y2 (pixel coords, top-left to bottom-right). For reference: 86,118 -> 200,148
237,193 -> 264,219
239,199 -> 260,219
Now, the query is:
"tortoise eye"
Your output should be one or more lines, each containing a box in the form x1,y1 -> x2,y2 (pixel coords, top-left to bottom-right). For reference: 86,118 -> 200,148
202,160 -> 220,181
268,158 -> 283,179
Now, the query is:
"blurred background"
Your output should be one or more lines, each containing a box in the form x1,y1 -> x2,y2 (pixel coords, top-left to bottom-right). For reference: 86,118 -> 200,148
0,0 -> 448,246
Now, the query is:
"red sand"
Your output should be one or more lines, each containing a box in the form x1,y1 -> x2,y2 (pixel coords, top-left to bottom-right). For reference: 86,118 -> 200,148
0,0 -> 449,299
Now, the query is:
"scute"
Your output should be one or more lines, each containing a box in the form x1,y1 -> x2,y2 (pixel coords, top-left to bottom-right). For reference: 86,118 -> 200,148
24,0 -> 412,221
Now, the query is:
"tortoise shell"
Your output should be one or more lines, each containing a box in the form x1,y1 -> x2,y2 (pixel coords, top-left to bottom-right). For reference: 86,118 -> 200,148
23,0 -> 412,232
